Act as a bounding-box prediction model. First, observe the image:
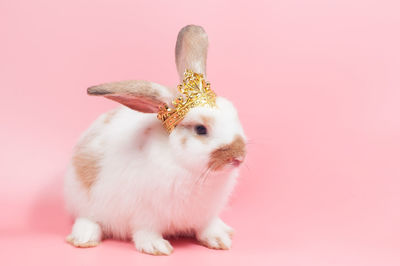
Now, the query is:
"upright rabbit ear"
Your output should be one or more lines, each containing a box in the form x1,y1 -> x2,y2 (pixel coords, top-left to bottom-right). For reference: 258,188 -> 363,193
87,80 -> 173,113
175,25 -> 209,80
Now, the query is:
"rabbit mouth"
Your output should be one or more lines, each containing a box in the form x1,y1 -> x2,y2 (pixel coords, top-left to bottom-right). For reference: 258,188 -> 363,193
230,158 -> 243,167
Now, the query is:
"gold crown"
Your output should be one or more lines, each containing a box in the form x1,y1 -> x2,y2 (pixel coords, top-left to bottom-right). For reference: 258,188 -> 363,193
157,69 -> 217,133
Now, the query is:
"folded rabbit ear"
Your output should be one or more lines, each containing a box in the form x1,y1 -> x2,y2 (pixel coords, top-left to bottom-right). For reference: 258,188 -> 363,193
87,80 -> 173,113
175,25 -> 209,80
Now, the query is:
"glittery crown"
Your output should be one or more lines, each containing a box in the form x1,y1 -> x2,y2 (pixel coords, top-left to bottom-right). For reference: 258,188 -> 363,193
157,69 -> 216,133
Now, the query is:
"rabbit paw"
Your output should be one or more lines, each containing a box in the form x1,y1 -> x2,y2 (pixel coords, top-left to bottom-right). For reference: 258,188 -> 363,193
66,217 -> 101,248
197,218 -> 234,250
133,230 -> 173,256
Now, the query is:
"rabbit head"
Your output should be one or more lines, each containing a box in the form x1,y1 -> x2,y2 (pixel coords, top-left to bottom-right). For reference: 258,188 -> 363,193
87,25 -> 246,174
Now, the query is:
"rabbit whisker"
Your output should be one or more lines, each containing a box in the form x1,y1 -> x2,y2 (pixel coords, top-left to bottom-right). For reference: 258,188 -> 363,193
196,164 -> 211,185
200,165 -> 213,185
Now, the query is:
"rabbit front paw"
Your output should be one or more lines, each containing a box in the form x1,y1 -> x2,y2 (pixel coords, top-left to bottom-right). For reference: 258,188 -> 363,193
197,218 -> 234,250
133,230 -> 173,256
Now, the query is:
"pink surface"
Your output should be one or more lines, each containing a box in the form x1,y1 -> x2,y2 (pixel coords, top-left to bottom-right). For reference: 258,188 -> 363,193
1,0 -> 400,265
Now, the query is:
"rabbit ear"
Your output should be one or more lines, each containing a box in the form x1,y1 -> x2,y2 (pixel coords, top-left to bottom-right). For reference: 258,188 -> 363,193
87,80 -> 173,113
175,25 -> 209,80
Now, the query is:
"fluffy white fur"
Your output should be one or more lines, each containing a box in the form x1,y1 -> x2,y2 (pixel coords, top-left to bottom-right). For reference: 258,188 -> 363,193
64,25 -> 246,255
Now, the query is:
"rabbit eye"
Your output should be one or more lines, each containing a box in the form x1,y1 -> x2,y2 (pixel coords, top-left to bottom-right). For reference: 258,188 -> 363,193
195,125 -> 208,135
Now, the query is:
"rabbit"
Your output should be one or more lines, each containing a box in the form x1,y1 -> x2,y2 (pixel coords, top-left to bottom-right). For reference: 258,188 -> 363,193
64,25 -> 247,255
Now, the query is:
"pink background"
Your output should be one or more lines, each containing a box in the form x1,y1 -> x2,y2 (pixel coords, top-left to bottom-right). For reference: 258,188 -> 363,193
1,0 -> 399,265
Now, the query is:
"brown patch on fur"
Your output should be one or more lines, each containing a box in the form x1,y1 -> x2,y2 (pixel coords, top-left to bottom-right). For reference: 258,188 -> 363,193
208,135 -> 246,171
181,137 -> 187,146
195,134 -> 209,144
143,127 -> 152,137
103,109 -> 118,124
137,126 -> 153,150
73,134 -> 101,190
200,115 -> 214,127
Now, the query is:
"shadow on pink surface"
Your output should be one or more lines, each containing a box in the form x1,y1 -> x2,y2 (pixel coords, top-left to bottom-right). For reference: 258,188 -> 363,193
28,173 -> 71,236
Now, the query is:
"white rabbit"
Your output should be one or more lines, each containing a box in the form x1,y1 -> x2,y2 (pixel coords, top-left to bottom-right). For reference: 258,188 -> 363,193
64,25 -> 247,255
